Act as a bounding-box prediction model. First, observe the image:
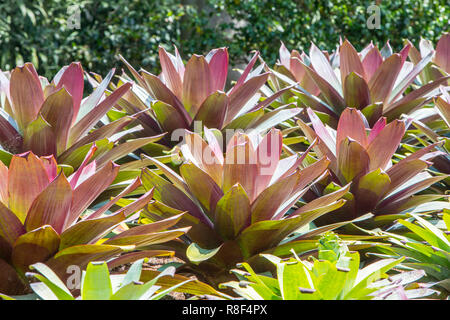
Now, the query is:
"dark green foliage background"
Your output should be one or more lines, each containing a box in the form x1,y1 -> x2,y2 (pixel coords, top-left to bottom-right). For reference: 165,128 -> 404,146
0,0 -> 448,79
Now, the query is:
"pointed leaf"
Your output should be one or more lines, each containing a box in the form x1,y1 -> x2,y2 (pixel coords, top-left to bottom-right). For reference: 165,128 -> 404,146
194,91 -> 228,129
8,152 -> 51,222
12,225 -> 60,273
39,88 -> 74,154
25,173 -> 73,234
182,55 -> 212,117
10,63 -> 44,129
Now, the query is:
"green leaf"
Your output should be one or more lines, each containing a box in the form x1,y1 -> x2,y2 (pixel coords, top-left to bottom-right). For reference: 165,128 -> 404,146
214,183 -> 251,240
81,262 -> 113,300
186,243 -> 222,264
28,263 -> 74,300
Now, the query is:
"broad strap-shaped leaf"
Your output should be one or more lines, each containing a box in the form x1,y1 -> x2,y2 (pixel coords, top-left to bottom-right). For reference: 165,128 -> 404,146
180,163 -> 224,216
60,116 -> 134,160
250,84 -> 296,113
343,72 -> 371,109
39,88 -> 74,155
307,108 -> 337,156
109,188 -> 154,219
81,261 -> 113,300
141,168 -> 211,228
0,258 -> 29,295
389,51 -> 434,104
385,159 -> 429,195
223,134 -> 259,201
292,184 -> 350,217
0,113 -> 22,153
367,117 -> 386,144
28,262 -> 74,300
270,140 -> 316,183
95,135 -> 164,168
310,43 -> 342,95
186,242 -> 222,264
45,244 -> 122,282
107,250 -> 174,270
383,76 -> 450,119
368,54 -> 402,104
104,227 -> 189,248
279,42 -> 292,68
297,119 -> 337,172
250,106 -> 301,134
84,177 -> 141,220
69,161 -> 119,227
22,115 -> 57,157
0,160 -> 7,204
230,51 -> 260,95
339,40 -> 366,84
337,138 -> 370,184
377,174 -> 447,209
377,194 -> 445,215
76,69 -> 115,122
362,47 -> 383,82
59,211 -> 126,250
8,152 -> 51,222
253,128 -> 282,195
293,157 -> 331,192
0,201 -> 25,247
182,55 -> 212,117
336,108 -> 368,151
251,170 -> 299,223
237,215 -> 319,259
139,268 -> 225,297
225,73 -> 270,124
194,91 -> 228,129
108,213 -> 184,244
9,63 -> 45,130
24,173 -> 73,234
67,143 -> 97,189
70,82 -> 132,144
182,132 -> 223,186
152,100 -> 190,132
159,46 -> 183,100
207,48 -> 229,92
140,70 -> 191,124
302,62 -> 346,111
435,33 -> 450,73
366,119 -> 405,171
435,95 -> 450,128
53,62 -> 84,123
141,155 -> 190,195
355,168 -> 391,213
11,225 -> 60,273
214,184 -> 251,240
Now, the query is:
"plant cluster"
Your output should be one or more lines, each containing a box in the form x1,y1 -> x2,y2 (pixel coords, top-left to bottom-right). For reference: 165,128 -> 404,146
0,32 -> 449,300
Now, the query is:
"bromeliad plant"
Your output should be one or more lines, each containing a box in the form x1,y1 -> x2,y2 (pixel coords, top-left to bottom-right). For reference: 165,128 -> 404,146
115,47 -> 300,146
4,259 -> 192,300
298,107 -> 448,225
273,39 -> 449,126
0,151 -> 189,295
138,127 -> 353,286
0,62 -> 163,169
220,232 -> 434,300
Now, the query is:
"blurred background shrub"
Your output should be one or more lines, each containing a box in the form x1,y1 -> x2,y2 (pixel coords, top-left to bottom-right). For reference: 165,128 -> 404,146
1,0 -> 448,78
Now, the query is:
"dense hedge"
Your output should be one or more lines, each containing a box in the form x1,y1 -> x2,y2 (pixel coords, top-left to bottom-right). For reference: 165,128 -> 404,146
1,0 -> 448,78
